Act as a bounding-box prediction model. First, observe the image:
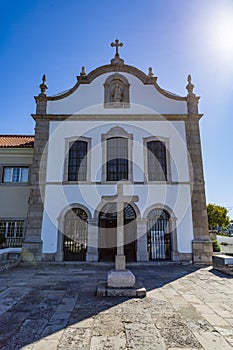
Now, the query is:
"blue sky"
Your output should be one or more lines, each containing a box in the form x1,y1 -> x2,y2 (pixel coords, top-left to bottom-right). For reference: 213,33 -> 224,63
1,0 -> 233,218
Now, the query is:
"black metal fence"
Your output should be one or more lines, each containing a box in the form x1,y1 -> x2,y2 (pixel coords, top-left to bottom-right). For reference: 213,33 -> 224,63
4,237 -> 23,248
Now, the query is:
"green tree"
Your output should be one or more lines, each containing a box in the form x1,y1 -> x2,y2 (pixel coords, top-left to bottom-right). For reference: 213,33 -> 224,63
207,203 -> 230,230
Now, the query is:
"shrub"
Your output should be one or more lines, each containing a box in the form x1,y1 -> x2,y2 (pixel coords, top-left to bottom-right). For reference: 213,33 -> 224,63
212,240 -> 221,252
220,242 -> 228,246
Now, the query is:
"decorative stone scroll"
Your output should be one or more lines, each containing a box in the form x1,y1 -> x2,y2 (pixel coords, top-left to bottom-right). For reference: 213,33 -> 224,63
104,73 -> 130,108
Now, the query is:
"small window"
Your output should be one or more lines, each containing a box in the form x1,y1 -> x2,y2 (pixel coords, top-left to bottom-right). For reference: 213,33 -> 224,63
3,167 -> 29,183
68,141 -> 88,181
147,141 -> 167,181
0,220 -> 24,247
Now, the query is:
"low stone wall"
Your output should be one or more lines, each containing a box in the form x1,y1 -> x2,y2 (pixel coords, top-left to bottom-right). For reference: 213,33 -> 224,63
217,235 -> 233,255
0,248 -> 21,272
212,254 -> 233,276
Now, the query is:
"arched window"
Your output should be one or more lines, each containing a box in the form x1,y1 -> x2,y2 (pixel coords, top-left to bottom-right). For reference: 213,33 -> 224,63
68,141 -> 87,181
147,141 -> 167,181
106,137 -> 128,181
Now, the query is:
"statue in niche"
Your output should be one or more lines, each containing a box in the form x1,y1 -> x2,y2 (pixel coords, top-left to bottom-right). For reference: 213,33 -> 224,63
111,82 -> 124,102
104,73 -> 130,108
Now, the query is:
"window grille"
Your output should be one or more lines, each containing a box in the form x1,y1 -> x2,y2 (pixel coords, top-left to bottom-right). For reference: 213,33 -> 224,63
68,141 -> 87,181
147,209 -> 171,260
0,220 -> 24,247
106,137 -> 128,181
63,208 -> 88,261
147,141 -> 167,181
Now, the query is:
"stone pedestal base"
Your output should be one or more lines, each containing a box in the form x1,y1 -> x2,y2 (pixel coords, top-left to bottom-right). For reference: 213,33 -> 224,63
136,251 -> 149,262
54,251 -> 64,262
97,283 -> 147,297
192,239 -> 213,264
107,269 -> 135,288
21,240 -> 42,262
86,252 -> 98,262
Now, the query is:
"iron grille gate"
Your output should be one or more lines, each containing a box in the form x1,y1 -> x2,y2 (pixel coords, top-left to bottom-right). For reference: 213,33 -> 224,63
63,208 -> 88,261
148,209 -> 171,260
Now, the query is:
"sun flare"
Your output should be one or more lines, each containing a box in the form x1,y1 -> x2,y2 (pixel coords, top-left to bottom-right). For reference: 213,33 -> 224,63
205,9 -> 233,61
215,16 -> 233,57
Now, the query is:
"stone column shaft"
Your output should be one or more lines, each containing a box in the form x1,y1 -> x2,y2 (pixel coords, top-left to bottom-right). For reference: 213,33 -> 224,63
136,218 -> 149,261
86,219 -> 99,262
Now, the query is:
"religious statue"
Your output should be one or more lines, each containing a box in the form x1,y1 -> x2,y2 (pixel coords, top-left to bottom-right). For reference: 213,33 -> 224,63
111,83 -> 124,102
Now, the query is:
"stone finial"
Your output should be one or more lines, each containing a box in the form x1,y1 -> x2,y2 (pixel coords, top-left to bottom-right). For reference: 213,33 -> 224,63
186,74 -> 195,96
148,67 -> 154,77
186,74 -> 199,114
39,74 -> 48,96
80,66 -> 86,76
36,74 -> 48,114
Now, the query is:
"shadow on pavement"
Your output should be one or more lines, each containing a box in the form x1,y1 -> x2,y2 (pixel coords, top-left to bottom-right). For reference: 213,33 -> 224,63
0,262 -> 203,349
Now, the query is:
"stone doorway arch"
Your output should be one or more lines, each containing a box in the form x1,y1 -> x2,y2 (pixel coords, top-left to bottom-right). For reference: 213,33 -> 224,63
63,207 -> 88,261
147,208 -> 171,260
56,204 -> 92,262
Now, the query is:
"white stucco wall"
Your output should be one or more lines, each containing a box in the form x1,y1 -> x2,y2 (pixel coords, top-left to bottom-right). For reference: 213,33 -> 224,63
41,183 -> 193,254
47,73 -> 187,115
46,120 -> 190,183
41,119 -> 193,255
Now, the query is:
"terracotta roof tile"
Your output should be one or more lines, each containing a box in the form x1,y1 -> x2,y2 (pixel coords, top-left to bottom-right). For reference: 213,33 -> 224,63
0,135 -> 34,148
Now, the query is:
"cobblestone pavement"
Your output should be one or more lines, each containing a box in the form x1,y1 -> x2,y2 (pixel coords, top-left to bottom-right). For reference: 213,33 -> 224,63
0,263 -> 233,350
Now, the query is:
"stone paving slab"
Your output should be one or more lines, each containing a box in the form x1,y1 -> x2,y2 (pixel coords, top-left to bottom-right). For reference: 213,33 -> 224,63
0,263 -> 233,349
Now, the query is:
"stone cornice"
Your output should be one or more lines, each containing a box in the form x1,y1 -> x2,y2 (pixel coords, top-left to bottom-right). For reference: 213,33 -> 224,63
31,113 -> 203,122
0,148 -> 34,155
38,64 -> 187,102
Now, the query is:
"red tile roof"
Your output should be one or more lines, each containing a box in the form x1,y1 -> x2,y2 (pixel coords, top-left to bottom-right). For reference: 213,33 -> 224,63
0,135 -> 34,148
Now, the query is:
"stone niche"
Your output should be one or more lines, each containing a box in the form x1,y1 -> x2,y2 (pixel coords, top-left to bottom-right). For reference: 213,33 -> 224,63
104,73 -> 130,108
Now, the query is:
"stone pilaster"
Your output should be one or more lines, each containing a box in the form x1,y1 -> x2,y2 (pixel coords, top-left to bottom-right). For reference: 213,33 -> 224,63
54,218 -> 65,262
185,96 -> 212,263
22,119 -> 49,262
36,97 -> 47,114
136,218 -> 149,261
86,219 -> 99,262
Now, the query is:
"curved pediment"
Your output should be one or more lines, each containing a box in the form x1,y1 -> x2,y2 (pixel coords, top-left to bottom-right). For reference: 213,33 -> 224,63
38,57 -> 192,116
45,63 -> 186,102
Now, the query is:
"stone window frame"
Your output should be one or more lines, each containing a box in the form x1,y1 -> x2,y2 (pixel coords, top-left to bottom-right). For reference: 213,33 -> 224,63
143,136 -> 172,183
101,126 -> 133,183
104,73 -> 130,108
63,136 -> 91,183
0,164 -> 31,186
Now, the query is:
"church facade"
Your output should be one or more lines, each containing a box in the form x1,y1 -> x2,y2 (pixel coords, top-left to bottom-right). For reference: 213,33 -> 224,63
19,41 -> 212,264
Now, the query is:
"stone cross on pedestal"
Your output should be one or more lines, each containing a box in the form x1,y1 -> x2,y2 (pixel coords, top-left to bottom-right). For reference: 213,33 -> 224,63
111,39 -> 123,58
103,182 -> 139,288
